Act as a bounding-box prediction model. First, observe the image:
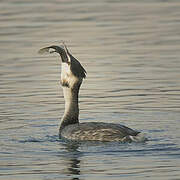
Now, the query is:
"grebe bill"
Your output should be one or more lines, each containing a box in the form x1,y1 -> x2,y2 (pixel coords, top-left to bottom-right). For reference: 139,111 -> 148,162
38,44 -> 147,143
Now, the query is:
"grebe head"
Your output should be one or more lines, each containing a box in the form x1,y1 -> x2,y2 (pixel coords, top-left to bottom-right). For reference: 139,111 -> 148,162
39,43 -> 86,89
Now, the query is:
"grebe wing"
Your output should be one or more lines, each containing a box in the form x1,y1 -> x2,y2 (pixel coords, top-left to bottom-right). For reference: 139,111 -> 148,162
60,122 -> 140,142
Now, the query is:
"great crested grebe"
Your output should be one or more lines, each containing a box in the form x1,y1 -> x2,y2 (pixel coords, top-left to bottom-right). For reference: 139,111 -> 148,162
39,43 -> 147,142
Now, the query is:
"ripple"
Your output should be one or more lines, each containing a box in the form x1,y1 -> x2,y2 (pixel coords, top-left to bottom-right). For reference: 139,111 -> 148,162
17,135 -> 60,143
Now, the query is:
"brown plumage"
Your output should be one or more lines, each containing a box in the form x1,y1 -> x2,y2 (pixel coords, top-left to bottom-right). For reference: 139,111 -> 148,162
39,43 -> 147,143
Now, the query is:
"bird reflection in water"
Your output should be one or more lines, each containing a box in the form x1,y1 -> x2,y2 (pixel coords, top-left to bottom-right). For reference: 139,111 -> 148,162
62,142 -> 82,180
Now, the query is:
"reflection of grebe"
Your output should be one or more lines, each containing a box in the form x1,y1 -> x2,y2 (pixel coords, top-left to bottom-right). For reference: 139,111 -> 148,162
39,43 -> 147,142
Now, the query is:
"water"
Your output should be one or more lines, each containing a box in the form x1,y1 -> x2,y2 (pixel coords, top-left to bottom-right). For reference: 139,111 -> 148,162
0,0 -> 180,179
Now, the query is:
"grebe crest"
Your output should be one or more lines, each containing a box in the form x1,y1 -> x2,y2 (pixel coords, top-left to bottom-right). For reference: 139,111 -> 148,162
39,43 -> 147,143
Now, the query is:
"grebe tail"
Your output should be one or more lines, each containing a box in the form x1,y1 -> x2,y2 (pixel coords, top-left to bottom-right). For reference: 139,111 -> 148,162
38,43 -> 147,143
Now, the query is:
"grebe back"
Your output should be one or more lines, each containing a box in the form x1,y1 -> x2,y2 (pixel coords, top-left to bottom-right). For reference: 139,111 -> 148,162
39,43 -> 147,142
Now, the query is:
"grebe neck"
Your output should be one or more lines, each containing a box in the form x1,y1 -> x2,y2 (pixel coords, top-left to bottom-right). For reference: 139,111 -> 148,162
38,44 -> 86,134
59,85 -> 80,132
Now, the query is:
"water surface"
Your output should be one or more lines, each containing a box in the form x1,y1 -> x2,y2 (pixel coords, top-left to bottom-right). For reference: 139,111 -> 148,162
0,0 -> 180,179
